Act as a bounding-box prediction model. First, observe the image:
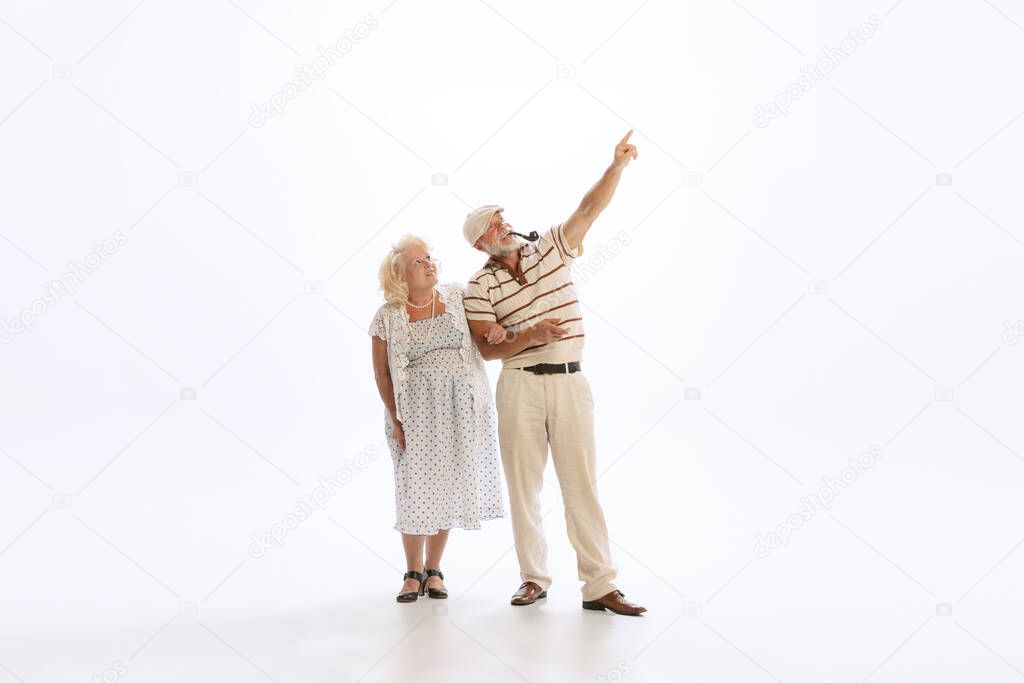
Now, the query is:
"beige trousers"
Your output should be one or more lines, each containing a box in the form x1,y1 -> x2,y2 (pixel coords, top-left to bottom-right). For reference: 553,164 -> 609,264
495,366 -> 617,602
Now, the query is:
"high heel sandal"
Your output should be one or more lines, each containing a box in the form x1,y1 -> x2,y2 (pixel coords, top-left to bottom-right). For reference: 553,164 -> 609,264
396,570 -> 426,603
424,568 -> 448,599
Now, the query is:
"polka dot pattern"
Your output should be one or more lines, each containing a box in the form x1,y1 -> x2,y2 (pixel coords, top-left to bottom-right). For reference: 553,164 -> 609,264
383,311 -> 505,535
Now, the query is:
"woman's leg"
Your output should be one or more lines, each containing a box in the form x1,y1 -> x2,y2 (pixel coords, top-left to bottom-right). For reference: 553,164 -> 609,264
424,529 -> 449,590
401,533 -> 425,592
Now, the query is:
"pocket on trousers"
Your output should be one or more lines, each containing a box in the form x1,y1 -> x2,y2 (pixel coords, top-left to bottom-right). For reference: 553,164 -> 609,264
576,373 -> 595,411
495,368 -> 512,411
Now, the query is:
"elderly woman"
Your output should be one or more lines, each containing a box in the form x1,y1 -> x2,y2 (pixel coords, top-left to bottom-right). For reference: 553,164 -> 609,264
369,235 -> 507,602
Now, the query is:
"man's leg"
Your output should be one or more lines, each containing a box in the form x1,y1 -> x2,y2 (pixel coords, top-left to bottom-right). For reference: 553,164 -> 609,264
546,371 -> 618,602
496,367 -> 552,591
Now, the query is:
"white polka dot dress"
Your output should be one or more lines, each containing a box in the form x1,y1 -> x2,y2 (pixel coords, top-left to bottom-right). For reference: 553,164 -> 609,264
381,310 -> 505,535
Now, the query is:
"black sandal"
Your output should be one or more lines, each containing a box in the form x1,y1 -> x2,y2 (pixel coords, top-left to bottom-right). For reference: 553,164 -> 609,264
396,570 -> 426,603
425,569 -> 448,599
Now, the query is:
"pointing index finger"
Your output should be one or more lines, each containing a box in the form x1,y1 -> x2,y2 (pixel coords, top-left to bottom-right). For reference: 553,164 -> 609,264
619,130 -> 633,145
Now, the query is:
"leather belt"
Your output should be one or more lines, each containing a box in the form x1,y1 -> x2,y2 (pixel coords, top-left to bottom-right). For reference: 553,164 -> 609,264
519,362 -> 581,375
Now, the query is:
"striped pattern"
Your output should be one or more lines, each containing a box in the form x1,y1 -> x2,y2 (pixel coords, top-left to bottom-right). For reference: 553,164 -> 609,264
465,224 -> 585,368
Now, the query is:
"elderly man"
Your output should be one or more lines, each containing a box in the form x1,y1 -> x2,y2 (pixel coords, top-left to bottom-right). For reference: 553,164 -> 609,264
461,131 -> 646,616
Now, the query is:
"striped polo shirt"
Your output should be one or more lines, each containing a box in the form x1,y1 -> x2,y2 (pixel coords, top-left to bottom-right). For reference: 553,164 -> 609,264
464,223 -> 585,368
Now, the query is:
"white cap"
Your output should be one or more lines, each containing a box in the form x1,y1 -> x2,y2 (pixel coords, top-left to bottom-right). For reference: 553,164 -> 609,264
463,204 -> 503,246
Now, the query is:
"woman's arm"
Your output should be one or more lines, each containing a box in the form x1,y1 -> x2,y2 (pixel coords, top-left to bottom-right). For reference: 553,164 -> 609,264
371,335 -> 405,449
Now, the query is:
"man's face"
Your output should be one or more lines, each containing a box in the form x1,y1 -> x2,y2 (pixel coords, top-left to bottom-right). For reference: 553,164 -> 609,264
476,211 -> 519,257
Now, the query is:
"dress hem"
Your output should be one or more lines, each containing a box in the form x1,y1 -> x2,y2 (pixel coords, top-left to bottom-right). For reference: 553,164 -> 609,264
393,510 -> 506,536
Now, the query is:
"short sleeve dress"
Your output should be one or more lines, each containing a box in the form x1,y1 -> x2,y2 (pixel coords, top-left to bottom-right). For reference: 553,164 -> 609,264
369,287 -> 505,535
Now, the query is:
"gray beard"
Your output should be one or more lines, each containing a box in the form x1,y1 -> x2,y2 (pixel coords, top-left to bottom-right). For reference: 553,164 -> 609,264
481,237 -> 519,258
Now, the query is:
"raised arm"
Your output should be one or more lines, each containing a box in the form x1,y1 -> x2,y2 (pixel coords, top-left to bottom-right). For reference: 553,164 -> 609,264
562,130 -> 638,251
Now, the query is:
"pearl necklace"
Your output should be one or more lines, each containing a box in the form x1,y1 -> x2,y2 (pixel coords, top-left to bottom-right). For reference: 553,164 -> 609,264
406,290 -> 438,343
405,289 -> 436,308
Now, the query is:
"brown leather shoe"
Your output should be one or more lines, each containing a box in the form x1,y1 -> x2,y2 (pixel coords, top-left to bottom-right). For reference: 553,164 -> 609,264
582,590 -> 647,616
510,581 -> 547,606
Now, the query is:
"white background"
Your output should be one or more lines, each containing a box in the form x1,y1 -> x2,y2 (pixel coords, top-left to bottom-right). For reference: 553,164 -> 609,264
2,1 -> 1023,681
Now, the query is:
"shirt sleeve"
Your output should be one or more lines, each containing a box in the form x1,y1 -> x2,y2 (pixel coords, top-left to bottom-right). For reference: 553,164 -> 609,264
550,222 -> 583,264
368,306 -> 387,340
463,276 -> 497,322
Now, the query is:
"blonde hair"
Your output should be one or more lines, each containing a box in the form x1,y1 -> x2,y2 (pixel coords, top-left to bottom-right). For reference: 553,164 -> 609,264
378,234 -> 430,307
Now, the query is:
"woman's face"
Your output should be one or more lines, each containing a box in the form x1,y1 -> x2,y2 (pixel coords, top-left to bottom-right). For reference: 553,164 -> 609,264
402,244 -> 438,291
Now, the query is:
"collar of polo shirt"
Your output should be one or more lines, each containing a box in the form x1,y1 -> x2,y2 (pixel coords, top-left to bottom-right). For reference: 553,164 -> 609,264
484,242 -> 533,285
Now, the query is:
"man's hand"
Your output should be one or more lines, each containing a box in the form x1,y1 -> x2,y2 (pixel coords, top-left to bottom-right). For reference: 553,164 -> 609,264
563,130 -> 638,251
531,318 -> 568,343
469,318 -> 566,360
612,129 -> 638,170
